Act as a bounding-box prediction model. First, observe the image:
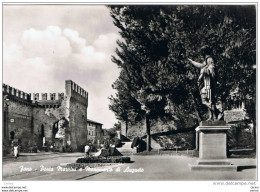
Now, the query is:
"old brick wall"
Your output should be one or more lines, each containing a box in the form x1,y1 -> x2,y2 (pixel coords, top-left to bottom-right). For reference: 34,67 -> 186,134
152,131 -> 196,149
65,80 -> 88,151
32,107 -> 62,146
126,119 -> 146,139
69,99 -> 88,148
3,80 -> 90,152
126,119 -> 172,139
5,99 -> 65,150
121,115 -> 198,149
5,99 -> 33,148
124,115 -> 197,139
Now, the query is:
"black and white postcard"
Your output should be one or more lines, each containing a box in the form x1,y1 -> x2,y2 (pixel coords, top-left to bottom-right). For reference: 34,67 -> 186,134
1,2 -> 258,192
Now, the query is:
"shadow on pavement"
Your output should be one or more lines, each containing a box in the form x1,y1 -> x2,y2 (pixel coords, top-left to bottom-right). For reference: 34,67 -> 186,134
237,165 -> 256,172
76,172 -> 102,180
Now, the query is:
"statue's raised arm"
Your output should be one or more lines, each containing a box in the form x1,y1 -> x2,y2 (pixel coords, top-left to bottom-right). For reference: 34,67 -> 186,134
187,58 -> 205,68
188,45 -> 222,121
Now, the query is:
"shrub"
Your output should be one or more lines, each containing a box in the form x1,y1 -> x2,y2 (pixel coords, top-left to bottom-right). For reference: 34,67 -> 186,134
90,144 -> 99,152
76,156 -> 131,163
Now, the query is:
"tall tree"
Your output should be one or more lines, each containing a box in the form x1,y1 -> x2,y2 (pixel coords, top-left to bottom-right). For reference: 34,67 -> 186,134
109,69 -> 143,136
108,5 -> 256,150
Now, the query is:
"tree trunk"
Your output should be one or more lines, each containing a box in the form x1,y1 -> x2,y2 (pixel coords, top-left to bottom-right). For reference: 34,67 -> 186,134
253,119 -> 256,150
145,114 -> 151,152
125,118 -> 128,137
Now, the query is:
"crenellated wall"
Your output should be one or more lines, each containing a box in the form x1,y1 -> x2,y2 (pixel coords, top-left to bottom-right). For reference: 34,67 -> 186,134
3,80 -> 90,152
3,98 -> 33,144
29,92 -> 65,109
65,80 -> 88,150
3,84 -> 31,102
31,92 -> 65,101
65,80 -> 88,105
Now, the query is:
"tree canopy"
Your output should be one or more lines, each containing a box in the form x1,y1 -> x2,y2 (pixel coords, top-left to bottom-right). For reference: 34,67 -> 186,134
108,5 -> 256,126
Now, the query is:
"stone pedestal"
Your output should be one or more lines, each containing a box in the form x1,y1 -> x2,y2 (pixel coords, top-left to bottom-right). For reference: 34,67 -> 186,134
190,121 -> 237,171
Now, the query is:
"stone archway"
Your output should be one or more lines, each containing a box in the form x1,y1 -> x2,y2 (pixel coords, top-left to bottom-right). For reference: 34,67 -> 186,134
52,121 -> 58,140
52,121 -> 59,151
52,117 -> 70,152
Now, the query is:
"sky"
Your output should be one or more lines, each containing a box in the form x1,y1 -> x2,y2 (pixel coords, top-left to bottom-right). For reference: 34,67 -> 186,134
3,5 -> 121,128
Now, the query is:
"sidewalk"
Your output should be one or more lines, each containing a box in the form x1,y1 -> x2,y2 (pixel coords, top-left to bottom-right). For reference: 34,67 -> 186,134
3,152 -> 84,159
3,152 -> 60,160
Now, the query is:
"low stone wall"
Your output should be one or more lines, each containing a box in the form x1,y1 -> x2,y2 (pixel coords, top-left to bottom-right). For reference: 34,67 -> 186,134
152,130 -> 196,149
121,114 -> 198,139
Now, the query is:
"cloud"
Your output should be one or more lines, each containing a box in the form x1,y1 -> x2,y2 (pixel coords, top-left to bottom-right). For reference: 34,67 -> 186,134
3,43 -> 23,64
93,33 -> 120,53
24,57 -> 45,69
21,26 -> 72,61
63,28 -> 86,53
3,25 -> 120,128
7,25 -> 119,74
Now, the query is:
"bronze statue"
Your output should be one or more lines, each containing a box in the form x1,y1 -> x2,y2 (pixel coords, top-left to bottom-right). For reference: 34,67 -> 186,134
188,45 -> 222,121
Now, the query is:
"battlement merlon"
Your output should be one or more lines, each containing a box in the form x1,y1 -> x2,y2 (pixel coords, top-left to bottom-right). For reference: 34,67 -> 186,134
65,80 -> 88,99
31,92 -> 65,101
3,83 -> 31,101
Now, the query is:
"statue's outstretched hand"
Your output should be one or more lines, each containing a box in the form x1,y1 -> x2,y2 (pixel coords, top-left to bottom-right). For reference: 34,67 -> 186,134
187,58 -> 193,63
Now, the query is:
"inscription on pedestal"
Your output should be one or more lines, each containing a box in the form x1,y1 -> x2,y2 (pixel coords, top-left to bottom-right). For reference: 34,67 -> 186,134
200,132 -> 227,159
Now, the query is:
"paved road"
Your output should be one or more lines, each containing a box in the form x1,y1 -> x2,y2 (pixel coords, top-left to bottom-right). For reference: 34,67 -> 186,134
3,153 -> 257,181
82,155 -> 257,181
3,152 -> 85,180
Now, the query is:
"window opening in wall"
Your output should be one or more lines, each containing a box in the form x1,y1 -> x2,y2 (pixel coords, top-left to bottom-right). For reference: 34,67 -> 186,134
41,124 -> 45,146
41,125 -> 45,137
10,131 -> 15,140
52,122 -> 59,140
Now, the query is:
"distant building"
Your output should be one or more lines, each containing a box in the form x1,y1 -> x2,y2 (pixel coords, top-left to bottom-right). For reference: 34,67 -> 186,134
3,80 -> 88,153
87,119 -> 104,145
224,87 -> 253,124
